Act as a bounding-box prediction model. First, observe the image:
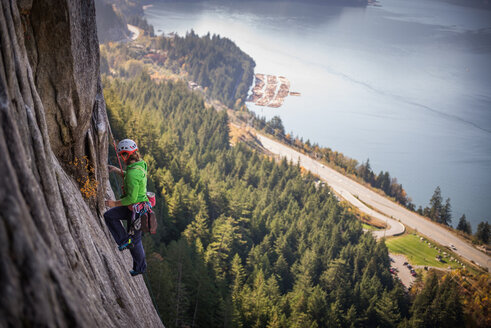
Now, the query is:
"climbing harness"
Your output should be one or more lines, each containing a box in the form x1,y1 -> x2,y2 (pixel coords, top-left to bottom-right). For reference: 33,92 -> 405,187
128,201 -> 152,235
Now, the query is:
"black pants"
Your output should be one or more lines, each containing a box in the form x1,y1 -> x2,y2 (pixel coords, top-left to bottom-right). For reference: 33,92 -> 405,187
104,206 -> 147,273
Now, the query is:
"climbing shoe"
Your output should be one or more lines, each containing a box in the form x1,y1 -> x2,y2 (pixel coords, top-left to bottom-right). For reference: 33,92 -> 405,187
118,238 -> 133,251
129,270 -> 143,277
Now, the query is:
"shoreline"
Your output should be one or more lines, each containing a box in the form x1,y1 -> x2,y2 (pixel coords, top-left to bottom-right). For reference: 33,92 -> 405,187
252,131 -> 490,272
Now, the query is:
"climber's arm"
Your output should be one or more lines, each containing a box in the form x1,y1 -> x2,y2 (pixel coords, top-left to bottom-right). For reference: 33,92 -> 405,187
108,165 -> 124,177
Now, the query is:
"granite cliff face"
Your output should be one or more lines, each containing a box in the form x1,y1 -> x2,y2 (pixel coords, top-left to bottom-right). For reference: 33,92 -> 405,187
0,0 -> 163,326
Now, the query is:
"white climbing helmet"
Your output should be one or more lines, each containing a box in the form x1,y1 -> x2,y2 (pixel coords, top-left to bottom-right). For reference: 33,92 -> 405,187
117,139 -> 138,156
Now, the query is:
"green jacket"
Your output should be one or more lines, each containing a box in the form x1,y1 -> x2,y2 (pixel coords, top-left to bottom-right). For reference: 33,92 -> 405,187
121,160 -> 149,206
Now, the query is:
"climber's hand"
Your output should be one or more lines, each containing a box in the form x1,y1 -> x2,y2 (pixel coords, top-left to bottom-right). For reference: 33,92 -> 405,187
108,165 -> 119,173
108,165 -> 124,177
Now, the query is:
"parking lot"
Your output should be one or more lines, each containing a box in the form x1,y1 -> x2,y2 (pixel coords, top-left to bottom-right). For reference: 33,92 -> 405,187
389,253 -> 417,288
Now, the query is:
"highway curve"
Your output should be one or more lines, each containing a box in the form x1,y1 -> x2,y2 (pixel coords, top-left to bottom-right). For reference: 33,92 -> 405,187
256,133 -> 491,272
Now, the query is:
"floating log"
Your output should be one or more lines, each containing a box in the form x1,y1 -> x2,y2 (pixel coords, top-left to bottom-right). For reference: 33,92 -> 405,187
247,73 -> 299,107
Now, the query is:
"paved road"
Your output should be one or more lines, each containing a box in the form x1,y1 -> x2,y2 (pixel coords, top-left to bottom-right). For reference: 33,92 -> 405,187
257,133 -> 491,272
127,24 -> 140,40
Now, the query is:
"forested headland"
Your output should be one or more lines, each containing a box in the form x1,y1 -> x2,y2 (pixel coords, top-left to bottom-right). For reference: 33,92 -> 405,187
103,74 -> 479,327
100,30 -> 255,109
158,31 -> 255,108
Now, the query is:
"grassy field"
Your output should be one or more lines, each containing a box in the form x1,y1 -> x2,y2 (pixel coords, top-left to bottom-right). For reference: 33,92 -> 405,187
362,223 -> 382,231
385,233 -> 464,270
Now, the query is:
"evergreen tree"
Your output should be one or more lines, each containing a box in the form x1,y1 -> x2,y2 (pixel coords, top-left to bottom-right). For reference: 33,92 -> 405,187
410,272 -> 439,327
376,171 -> 391,194
429,186 -> 443,223
441,198 -> 452,226
375,291 -> 401,327
456,214 -> 472,235
433,276 -> 464,328
182,208 -> 210,249
410,272 -> 464,328
475,221 -> 490,244
268,116 -> 285,136
358,159 -> 374,184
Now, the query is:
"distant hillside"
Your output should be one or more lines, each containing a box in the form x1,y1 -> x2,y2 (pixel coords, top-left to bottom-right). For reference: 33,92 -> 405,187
148,0 -> 368,5
442,0 -> 491,10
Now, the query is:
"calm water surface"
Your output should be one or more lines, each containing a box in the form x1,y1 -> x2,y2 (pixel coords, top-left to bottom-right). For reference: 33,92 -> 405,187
145,0 -> 491,229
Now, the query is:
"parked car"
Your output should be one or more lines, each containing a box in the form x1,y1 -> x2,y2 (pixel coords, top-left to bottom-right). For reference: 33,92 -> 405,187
448,244 -> 457,250
403,262 -> 408,266
407,265 -> 413,270
389,268 -> 395,274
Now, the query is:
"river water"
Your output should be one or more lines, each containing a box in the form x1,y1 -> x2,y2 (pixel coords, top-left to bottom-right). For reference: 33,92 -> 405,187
145,0 -> 491,229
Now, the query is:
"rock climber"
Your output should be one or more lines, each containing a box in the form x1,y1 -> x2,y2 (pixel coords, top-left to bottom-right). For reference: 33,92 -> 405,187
104,139 -> 149,276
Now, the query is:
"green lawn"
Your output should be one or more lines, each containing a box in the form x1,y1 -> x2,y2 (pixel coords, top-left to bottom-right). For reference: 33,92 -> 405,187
385,233 -> 463,270
362,223 -> 382,231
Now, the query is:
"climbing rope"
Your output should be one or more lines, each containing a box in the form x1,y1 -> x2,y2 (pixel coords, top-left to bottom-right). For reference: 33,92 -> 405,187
107,155 -> 122,198
106,118 -> 125,194
143,271 -> 164,323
